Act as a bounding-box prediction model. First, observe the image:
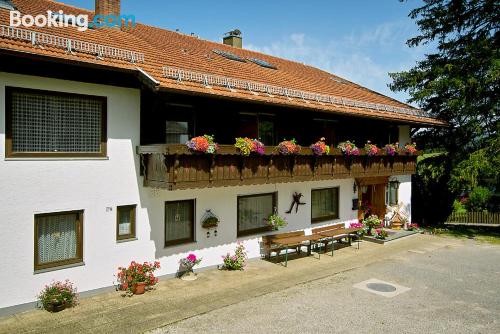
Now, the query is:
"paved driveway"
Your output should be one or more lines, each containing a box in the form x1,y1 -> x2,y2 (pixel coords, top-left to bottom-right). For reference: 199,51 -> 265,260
153,240 -> 500,334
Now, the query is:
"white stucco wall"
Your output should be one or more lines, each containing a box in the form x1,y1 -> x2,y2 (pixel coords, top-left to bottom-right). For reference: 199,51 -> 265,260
0,72 -> 413,310
0,72 -> 360,310
0,72 -> 148,309
397,125 -> 412,220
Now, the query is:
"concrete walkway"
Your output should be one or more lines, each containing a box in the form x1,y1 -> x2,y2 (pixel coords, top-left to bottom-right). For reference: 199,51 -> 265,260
0,234 -> 463,334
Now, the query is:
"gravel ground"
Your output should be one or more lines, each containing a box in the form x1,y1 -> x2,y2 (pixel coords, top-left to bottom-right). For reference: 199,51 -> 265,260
151,240 -> 500,334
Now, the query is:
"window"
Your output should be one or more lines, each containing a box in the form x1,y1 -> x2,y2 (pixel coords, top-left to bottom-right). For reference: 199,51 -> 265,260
237,193 -> 276,236
165,200 -> 195,246
166,121 -> 189,144
387,182 -> 399,206
34,211 -> 83,271
258,118 -> 275,146
117,205 -> 136,241
311,187 -> 339,223
6,87 -> 107,158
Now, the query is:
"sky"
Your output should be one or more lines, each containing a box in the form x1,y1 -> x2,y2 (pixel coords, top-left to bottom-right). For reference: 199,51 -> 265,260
60,0 -> 433,103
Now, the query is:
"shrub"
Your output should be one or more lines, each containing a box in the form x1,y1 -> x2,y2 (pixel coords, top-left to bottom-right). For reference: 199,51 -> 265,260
37,280 -> 78,311
466,186 -> 492,211
452,199 -> 468,213
221,242 -> 247,270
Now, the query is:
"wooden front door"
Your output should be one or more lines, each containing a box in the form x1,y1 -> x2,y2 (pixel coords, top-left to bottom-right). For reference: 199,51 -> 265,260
357,177 -> 388,221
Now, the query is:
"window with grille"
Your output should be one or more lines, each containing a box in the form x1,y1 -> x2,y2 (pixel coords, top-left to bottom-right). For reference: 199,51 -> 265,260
6,87 -> 107,157
311,187 -> 339,223
34,211 -> 83,271
237,193 -> 276,236
117,205 -> 136,241
165,121 -> 189,144
164,200 -> 195,246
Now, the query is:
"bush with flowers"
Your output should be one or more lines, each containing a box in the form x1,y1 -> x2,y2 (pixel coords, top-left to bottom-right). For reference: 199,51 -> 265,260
234,137 -> 265,156
337,141 -> 360,156
310,137 -> 330,156
374,228 -> 389,240
403,142 -> 417,155
116,261 -> 160,294
221,242 -> 247,270
362,214 -> 382,235
364,141 -> 379,156
186,135 -> 218,154
37,279 -> 78,312
179,253 -> 202,274
384,143 -> 399,156
349,221 -> 366,236
407,223 -> 420,231
275,138 -> 301,155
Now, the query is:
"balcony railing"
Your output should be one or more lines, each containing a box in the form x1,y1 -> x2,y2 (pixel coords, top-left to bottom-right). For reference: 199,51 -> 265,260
137,144 -> 418,190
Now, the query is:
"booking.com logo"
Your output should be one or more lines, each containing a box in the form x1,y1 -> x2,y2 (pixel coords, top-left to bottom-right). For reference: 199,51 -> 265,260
10,10 -> 136,32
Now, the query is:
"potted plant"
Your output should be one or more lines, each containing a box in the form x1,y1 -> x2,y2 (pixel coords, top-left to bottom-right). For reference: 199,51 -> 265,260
267,213 -> 287,230
384,142 -> 399,156
201,216 -> 219,229
116,261 -> 160,295
364,141 -> 379,156
275,139 -> 301,155
337,141 -> 360,156
234,137 -> 265,156
186,134 -> 219,154
37,280 -> 78,312
179,254 -> 202,280
403,142 -> 417,155
362,214 -> 382,236
221,242 -> 248,270
310,137 -> 330,156
374,228 -> 389,240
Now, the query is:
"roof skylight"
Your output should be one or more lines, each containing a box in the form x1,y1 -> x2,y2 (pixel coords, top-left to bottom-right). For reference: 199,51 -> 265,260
247,57 -> 277,69
212,49 -> 246,62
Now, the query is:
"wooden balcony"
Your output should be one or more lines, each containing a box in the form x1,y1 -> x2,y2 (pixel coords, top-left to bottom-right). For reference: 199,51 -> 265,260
137,144 -> 418,190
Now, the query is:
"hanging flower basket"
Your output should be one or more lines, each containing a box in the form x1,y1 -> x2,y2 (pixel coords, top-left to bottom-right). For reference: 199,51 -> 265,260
402,142 -> 417,155
337,141 -> 360,156
310,137 -> 330,156
364,141 -> 379,156
186,135 -> 219,154
201,209 -> 220,229
234,137 -> 265,156
384,143 -> 399,156
275,139 -> 301,155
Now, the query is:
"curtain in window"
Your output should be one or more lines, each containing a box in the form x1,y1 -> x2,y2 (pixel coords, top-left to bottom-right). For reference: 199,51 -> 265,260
118,207 -> 132,236
11,91 -> 102,153
165,201 -> 193,243
238,194 -> 274,233
37,213 -> 78,264
312,188 -> 339,219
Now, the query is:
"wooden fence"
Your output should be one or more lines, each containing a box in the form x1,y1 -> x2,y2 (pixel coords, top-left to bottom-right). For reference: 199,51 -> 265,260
445,212 -> 500,227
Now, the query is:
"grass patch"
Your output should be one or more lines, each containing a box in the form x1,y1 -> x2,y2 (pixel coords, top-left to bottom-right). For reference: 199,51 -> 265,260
429,226 -> 500,244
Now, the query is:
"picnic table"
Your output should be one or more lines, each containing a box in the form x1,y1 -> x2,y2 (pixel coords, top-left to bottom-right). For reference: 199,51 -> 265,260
271,234 -> 323,267
317,227 -> 362,255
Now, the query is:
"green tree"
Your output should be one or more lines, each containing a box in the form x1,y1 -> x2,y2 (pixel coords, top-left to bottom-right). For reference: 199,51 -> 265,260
390,0 -> 499,222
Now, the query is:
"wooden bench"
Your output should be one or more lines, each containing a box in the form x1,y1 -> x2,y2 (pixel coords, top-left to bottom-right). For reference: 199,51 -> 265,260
262,231 -> 308,260
312,224 -> 359,256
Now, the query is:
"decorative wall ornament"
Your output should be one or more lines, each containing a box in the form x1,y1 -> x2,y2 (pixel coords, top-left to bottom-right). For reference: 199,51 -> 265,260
201,209 -> 219,238
285,192 -> 306,214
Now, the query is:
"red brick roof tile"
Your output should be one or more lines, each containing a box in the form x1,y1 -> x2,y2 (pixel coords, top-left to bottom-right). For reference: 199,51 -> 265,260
0,0 -> 446,126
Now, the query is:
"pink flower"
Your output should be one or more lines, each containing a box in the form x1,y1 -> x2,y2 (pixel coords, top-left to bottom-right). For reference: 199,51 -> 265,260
187,253 -> 197,262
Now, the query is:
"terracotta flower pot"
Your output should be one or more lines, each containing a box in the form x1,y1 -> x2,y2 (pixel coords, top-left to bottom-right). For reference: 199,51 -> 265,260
45,300 -> 66,313
133,282 -> 147,295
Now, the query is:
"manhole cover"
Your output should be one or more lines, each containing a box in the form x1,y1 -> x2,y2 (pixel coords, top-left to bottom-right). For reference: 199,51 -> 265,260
366,282 -> 397,292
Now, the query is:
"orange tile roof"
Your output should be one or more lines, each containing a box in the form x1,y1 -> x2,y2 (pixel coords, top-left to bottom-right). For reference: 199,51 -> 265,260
0,0 -> 446,126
